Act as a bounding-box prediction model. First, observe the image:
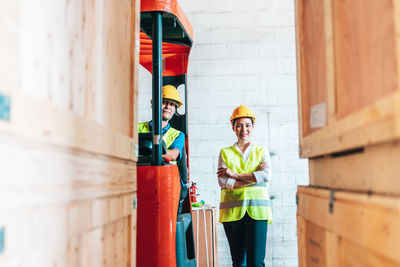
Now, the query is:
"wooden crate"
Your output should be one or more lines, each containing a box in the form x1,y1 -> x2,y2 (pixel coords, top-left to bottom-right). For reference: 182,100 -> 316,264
309,140 -> 400,195
297,186 -> 400,266
0,0 -> 140,266
192,207 -> 218,267
295,0 -> 400,158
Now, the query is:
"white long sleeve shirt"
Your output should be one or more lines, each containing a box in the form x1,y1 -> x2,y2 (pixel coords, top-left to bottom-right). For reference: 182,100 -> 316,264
218,142 -> 271,189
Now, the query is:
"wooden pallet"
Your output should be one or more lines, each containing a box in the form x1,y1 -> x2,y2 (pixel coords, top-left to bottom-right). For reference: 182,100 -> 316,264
297,186 -> 400,266
295,0 -> 400,158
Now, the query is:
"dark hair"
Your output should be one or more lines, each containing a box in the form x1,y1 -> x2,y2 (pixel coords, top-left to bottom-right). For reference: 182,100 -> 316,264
232,117 -> 254,127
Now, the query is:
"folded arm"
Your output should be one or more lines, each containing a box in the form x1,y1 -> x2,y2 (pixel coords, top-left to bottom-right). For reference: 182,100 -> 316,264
217,150 -> 272,189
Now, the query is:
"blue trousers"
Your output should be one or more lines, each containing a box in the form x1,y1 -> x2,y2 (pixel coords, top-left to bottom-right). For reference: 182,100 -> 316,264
223,213 -> 268,267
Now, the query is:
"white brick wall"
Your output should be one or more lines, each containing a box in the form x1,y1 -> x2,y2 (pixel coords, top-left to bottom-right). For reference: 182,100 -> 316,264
138,0 -> 308,266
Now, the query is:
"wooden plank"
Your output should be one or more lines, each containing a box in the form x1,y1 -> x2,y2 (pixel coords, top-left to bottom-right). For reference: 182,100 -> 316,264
0,133 -> 137,207
324,0 -> 336,124
297,186 -> 400,263
309,140 -> 400,195
295,0 -> 305,151
0,90 -> 136,161
300,92 -> 400,157
394,0 -> 400,139
130,0 -> 140,140
103,0 -> 133,136
296,216 -> 308,267
297,0 -> 328,137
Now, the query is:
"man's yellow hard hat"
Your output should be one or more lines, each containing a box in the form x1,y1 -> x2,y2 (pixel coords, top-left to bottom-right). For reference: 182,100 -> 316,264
230,105 -> 256,125
162,85 -> 183,107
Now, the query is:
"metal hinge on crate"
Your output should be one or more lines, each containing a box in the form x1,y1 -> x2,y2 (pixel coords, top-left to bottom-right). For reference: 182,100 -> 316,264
329,190 -> 335,214
296,193 -> 299,206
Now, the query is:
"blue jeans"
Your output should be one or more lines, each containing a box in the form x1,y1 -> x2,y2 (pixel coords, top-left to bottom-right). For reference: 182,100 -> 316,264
223,212 -> 268,267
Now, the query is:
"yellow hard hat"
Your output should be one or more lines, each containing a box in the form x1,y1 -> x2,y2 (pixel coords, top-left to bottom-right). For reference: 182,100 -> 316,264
230,105 -> 256,125
162,85 -> 182,107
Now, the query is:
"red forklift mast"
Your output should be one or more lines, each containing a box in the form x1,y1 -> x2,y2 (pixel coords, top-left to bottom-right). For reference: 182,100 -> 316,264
137,1 -> 195,267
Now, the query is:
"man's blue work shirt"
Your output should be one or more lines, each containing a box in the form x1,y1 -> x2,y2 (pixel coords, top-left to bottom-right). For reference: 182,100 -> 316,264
148,121 -> 185,161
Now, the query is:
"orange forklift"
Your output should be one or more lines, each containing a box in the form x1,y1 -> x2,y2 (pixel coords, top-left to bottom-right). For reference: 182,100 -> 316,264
136,1 -> 196,266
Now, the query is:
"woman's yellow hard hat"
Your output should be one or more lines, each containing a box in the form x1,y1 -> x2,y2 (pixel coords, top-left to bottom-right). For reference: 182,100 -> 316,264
162,85 -> 183,107
230,105 -> 256,124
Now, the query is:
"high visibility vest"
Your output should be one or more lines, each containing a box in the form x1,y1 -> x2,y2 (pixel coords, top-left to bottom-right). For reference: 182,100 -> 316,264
138,121 -> 181,165
219,145 -> 273,223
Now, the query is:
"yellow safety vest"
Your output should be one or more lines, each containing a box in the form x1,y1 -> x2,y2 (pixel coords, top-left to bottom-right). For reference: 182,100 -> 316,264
219,145 -> 273,223
138,121 -> 181,165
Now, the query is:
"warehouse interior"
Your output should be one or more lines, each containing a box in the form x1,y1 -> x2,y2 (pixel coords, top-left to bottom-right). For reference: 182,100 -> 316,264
1,0 -> 399,267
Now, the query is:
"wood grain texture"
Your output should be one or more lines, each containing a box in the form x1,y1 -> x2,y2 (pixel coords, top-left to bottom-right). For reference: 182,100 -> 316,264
297,0 -> 328,136
299,91 -> 400,158
0,0 -> 139,266
298,215 -> 399,267
334,0 -> 398,118
0,0 -> 139,159
0,197 -> 133,267
0,133 -> 136,207
296,0 -> 400,158
297,186 -> 400,264
18,0 -> 133,136
309,140 -> 400,196
297,216 -> 308,267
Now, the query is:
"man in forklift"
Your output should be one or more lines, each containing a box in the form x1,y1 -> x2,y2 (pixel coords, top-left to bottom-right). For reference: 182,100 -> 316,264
138,85 -> 187,212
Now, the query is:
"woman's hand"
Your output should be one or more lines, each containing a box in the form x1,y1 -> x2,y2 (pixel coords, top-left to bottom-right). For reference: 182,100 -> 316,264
217,167 -> 236,178
257,162 -> 267,171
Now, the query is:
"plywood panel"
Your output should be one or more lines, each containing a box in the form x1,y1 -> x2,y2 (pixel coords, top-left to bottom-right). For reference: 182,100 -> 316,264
295,0 -> 400,158
297,186 -> 400,264
334,0 -> 398,118
298,215 -> 399,267
309,140 -> 400,195
0,197 -> 133,267
0,0 -> 139,266
18,0 -> 133,136
0,106 -> 137,267
0,133 -> 136,207
297,0 -> 328,136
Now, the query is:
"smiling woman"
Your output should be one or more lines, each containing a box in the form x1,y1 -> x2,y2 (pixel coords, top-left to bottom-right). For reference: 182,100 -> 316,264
217,105 -> 273,267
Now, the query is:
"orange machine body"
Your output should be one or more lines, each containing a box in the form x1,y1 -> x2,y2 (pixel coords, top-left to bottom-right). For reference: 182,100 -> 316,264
140,0 -> 193,76
137,165 -> 181,267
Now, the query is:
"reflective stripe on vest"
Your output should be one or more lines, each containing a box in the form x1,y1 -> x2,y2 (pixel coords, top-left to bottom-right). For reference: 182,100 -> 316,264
219,199 -> 272,209
219,145 -> 273,223
138,121 -> 181,165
